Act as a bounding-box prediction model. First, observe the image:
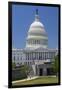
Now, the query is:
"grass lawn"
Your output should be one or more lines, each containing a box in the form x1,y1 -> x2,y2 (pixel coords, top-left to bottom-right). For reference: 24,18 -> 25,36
12,76 -> 58,86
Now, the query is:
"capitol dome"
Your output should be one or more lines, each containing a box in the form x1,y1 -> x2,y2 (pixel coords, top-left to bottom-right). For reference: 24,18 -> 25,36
26,9 -> 48,48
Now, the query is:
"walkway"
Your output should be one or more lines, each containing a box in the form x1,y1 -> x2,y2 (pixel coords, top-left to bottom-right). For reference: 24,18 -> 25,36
12,76 -> 39,84
12,75 -> 56,84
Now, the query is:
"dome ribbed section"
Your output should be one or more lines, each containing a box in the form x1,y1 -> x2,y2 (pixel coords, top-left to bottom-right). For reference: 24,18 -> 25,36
26,9 -> 48,48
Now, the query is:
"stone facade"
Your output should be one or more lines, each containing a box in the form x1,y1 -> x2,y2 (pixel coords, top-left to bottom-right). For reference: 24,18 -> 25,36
12,9 -> 58,76
12,48 -> 57,76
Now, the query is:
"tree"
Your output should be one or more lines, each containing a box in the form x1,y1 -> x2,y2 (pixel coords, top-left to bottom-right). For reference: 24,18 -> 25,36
12,62 -> 16,69
52,55 -> 59,75
20,65 -> 32,77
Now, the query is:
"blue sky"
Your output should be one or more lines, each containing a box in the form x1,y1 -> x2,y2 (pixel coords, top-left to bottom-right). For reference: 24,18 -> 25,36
12,4 -> 58,49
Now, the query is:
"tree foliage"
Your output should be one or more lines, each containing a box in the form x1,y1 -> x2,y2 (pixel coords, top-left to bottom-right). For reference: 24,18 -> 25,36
20,65 -> 32,76
12,62 -> 16,68
52,55 -> 59,74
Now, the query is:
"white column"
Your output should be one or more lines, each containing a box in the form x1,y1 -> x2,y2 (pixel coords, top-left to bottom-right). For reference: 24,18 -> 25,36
39,52 -> 40,60
35,53 -> 37,60
38,52 -> 39,60
35,52 -> 36,60
46,52 -> 47,59
36,52 -> 38,60
43,52 -> 44,60
27,53 -> 28,60
36,52 -> 37,60
48,52 -> 49,59
31,53 -> 32,60
46,52 -> 48,59
44,52 -> 46,60
41,52 -> 43,59
25,53 -> 27,60
28,53 -> 29,60
30,53 -> 31,60
29,53 -> 30,60
43,52 -> 45,60
49,52 -> 50,59
40,52 -> 41,60
37,52 -> 39,60
47,52 -> 48,59
42,52 -> 43,60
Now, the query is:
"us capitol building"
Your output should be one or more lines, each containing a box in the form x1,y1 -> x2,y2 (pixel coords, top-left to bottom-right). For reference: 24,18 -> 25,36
12,9 -> 58,76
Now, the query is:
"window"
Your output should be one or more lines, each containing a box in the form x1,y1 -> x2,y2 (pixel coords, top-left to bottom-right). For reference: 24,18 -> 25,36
20,57 -> 22,60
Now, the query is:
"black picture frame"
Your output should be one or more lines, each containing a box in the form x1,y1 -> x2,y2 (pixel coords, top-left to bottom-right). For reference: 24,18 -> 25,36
8,1 -> 61,88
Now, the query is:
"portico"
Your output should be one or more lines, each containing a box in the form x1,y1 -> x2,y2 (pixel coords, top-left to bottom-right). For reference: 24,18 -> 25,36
32,63 -> 53,76
25,49 -> 56,61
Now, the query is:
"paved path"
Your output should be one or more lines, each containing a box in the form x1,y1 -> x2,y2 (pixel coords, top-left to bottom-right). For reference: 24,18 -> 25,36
12,76 -> 39,84
12,75 -> 56,84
